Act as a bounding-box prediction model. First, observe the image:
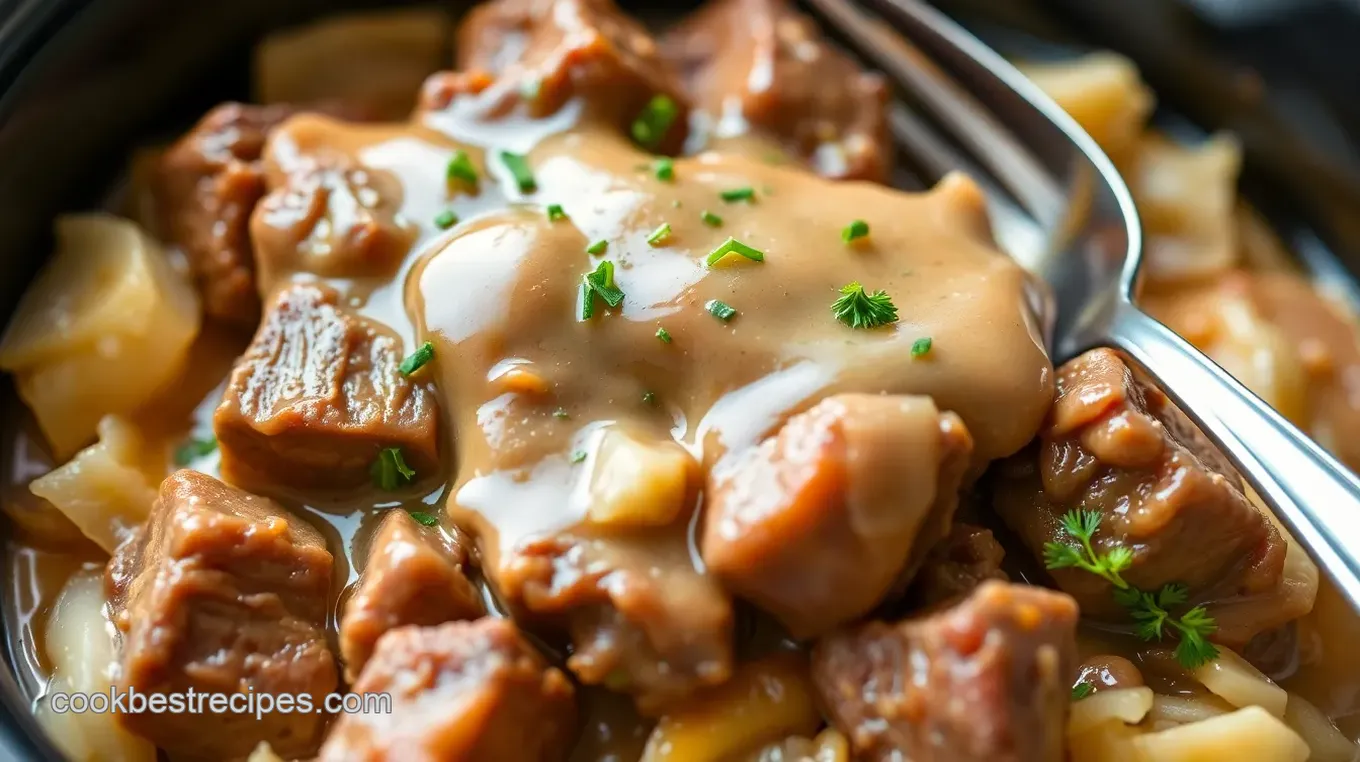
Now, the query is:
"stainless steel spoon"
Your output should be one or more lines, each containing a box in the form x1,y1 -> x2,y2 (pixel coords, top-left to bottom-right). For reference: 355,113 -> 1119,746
805,0 -> 1360,608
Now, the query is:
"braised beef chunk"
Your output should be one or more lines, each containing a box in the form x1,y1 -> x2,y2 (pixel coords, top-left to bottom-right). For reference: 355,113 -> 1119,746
702,394 -> 972,639
320,619 -> 577,762
154,103 -> 293,326
992,348 -> 1286,644
908,522 -> 1008,610
813,581 -> 1078,762
340,510 -> 485,680
662,0 -> 891,181
214,283 -> 439,489
105,470 -> 336,759
251,146 -> 415,294
434,0 -> 689,151
500,532 -> 734,713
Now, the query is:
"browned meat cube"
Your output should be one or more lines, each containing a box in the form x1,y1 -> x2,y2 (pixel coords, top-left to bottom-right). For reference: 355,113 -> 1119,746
701,394 -> 973,639
106,469 -> 336,759
214,283 -> 439,490
501,532 -> 734,713
992,348 -> 1287,644
339,510 -> 485,680
252,117 -> 417,295
813,581 -> 1078,762
435,0 -> 689,152
662,0 -> 891,181
153,102 -> 293,326
907,522 -> 1008,610
319,619 -> 577,762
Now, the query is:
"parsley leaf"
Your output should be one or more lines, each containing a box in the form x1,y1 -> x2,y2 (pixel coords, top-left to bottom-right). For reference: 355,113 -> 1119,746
655,327 -> 672,344
910,337 -> 932,358
1071,682 -> 1094,701
831,282 -> 899,329
1044,508 -> 1219,669
446,150 -> 478,187
547,204 -> 567,221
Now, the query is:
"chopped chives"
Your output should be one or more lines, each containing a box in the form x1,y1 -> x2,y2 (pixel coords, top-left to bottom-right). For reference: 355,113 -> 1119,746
655,327 -> 672,344
409,511 -> 440,527
631,95 -> 679,149
570,450 -> 588,464
399,341 -> 435,376
547,204 -> 567,221
580,260 -> 625,320
500,151 -> 536,193
371,447 -> 416,491
701,210 -> 723,227
446,150 -> 478,187
654,157 -> 675,181
586,239 -> 608,255
707,300 -> 737,322
705,236 -> 764,266
647,223 -> 672,245
434,210 -> 459,229
720,186 -> 755,203
842,219 -> 870,243
911,337 -> 933,357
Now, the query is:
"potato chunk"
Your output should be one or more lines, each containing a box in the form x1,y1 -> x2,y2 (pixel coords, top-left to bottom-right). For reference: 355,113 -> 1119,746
0,214 -> 199,458
586,427 -> 698,528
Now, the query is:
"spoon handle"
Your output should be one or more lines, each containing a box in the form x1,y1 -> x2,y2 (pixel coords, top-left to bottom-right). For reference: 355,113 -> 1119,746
1109,303 -> 1360,607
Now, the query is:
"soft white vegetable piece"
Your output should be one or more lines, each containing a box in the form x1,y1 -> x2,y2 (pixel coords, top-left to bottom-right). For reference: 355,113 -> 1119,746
29,416 -> 160,554
35,571 -> 156,762
1192,648 -> 1288,718
1131,705 -> 1310,762
0,214 -> 199,458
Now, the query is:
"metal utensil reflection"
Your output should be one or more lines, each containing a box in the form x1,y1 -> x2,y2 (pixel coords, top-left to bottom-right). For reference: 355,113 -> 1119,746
804,0 -> 1360,610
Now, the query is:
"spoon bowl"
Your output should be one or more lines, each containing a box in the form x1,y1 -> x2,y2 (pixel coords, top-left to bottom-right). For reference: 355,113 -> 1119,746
806,0 -> 1360,610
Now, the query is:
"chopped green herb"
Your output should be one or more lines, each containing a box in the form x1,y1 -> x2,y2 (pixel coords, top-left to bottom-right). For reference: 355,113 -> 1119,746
580,260 -> 625,320
705,236 -> 764,266
831,282 -> 899,329
910,337 -> 933,358
720,186 -> 756,203
586,239 -> 608,256
174,436 -> 217,466
701,210 -> 723,227
631,95 -> 679,149
654,157 -> 675,181
1071,682 -> 1094,701
399,341 -> 435,376
655,327 -> 672,344
570,450 -> 588,464
434,210 -> 459,230
1044,509 -> 1220,669
842,219 -> 870,243
371,447 -> 416,491
500,151 -> 536,193
552,407 -> 570,419
547,204 -> 567,221
446,150 -> 479,187
707,299 -> 737,322
647,223 -> 672,246
642,391 -> 657,405
409,511 -> 440,528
